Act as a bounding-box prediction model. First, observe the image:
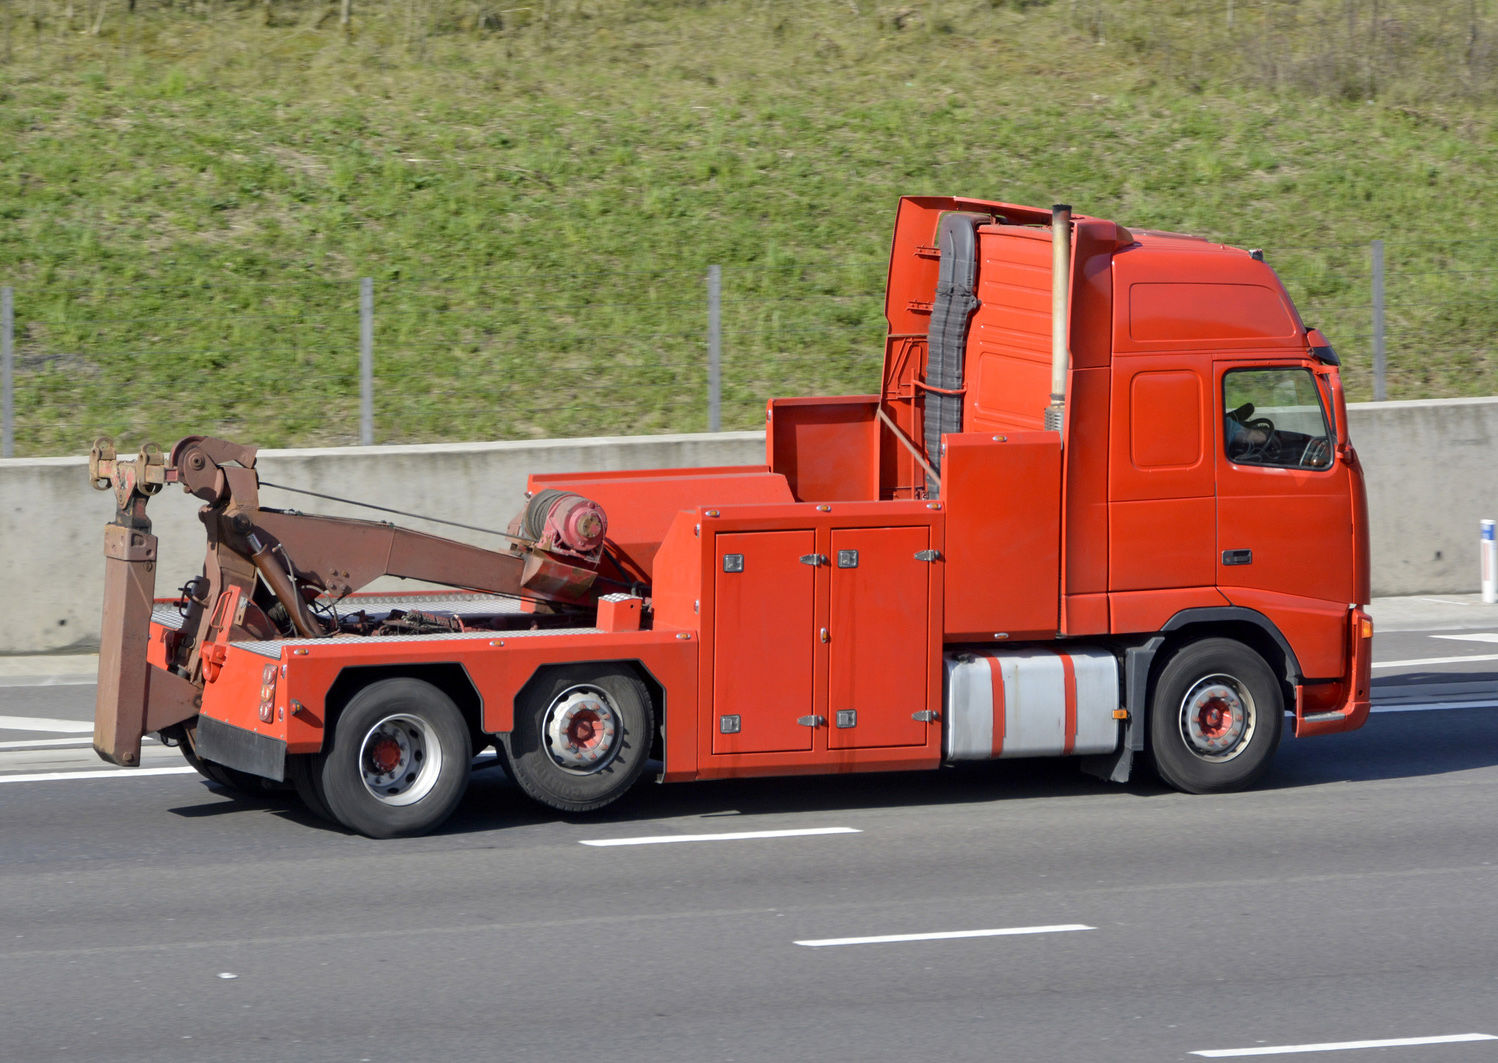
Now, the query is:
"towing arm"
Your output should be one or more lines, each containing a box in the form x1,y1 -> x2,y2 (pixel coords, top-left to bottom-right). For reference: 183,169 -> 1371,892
89,436 -> 613,767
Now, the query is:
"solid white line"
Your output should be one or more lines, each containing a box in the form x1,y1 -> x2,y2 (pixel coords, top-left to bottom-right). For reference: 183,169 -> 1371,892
0,737 -> 96,750
0,766 -> 198,784
1372,653 -> 1498,668
0,715 -> 94,734
1191,1032 -> 1497,1057
1433,632 -> 1498,643
0,675 -> 98,688
794,924 -> 1095,947
580,827 -> 860,847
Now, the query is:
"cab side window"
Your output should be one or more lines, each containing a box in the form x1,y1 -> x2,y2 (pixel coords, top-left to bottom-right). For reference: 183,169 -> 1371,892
1222,368 -> 1333,469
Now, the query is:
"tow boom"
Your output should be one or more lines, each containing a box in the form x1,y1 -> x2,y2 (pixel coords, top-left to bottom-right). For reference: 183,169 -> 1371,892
88,436 -> 612,766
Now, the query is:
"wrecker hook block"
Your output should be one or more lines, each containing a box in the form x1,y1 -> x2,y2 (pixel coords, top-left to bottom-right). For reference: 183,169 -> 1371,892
89,438 -> 169,513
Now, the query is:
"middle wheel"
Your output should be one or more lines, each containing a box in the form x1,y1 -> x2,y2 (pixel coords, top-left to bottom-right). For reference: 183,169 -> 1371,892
504,666 -> 654,813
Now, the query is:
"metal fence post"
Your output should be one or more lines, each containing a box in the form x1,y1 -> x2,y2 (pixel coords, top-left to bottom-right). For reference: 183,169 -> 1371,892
360,276 -> 373,446
1371,239 -> 1386,401
2,286 -> 13,458
707,265 -> 722,432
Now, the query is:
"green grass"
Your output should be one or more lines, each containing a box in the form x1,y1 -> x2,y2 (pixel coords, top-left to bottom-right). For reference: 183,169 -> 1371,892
2,0 -> 1496,455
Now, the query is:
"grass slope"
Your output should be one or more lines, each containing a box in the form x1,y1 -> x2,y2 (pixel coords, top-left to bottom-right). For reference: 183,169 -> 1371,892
1,0 -> 1495,455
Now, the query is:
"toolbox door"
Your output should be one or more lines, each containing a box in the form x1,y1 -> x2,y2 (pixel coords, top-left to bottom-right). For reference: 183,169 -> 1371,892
827,526 -> 932,750
712,530 -> 817,754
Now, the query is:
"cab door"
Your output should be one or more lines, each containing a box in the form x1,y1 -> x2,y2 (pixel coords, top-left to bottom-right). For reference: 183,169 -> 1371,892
1214,362 -> 1358,674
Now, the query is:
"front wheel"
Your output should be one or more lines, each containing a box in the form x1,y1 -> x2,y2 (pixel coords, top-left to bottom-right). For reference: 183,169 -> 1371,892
1149,638 -> 1283,794
317,678 -> 472,838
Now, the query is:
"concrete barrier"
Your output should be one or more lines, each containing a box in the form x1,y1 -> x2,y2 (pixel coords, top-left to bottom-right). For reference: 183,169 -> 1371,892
3,398 -> 1494,654
1348,397 -> 1498,597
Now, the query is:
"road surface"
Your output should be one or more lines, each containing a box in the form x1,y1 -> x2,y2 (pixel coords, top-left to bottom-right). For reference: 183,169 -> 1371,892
1,614 -> 1494,1062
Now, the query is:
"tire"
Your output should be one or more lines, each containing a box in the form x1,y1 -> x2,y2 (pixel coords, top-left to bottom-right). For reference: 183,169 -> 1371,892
1148,638 -> 1284,794
287,753 -> 335,823
317,678 -> 473,838
503,665 -> 654,813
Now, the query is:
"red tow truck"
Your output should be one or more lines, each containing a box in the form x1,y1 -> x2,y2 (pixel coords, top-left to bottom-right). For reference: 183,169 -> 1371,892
90,196 -> 1372,837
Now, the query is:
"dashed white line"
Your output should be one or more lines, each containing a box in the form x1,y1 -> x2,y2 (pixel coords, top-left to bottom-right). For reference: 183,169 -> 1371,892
1432,632 -> 1498,643
794,924 -> 1095,947
0,766 -> 198,784
1191,1033 -> 1497,1057
580,827 -> 860,847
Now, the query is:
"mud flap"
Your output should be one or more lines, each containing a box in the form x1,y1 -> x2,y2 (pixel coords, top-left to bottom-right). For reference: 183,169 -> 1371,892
196,715 -> 286,782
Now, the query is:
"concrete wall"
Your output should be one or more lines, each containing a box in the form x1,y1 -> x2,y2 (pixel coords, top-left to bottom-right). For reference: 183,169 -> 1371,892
1348,397 -> 1498,597
3,398 -> 1494,654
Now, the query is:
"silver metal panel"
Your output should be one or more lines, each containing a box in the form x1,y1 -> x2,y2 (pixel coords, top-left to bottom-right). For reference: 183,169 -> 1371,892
943,647 -> 1121,762
151,604 -> 186,631
1070,649 -> 1123,755
1001,650 -> 1066,758
231,626 -> 601,659
943,654 -> 994,760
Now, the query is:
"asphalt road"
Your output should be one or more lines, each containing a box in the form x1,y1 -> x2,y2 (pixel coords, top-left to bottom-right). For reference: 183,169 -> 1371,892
2,622 -> 1496,1063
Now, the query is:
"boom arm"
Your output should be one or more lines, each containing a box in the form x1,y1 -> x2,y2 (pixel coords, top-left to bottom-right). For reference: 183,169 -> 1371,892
89,436 -> 609,767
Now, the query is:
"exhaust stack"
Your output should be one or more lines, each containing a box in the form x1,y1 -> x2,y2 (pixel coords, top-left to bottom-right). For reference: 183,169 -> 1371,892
1044,203 -> 1072,433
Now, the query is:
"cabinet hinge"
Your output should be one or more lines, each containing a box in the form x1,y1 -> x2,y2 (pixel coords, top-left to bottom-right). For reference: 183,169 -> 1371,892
914,549 -> 942,562
796,715 -> 825,728
800,553 -> 828,567
911,710 -> 939,722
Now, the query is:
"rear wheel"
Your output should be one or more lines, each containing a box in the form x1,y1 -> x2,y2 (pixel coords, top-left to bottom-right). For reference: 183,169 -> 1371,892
317,678 -> 472,838
504,665 -> 654,813
1149,638 -> 1283,794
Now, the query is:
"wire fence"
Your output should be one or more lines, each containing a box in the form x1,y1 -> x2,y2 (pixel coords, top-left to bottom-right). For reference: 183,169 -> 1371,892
3,238 -> 1496,458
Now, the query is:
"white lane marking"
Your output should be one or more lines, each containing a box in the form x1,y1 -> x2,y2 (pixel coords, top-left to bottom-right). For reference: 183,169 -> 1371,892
1433,632 -> 1498,643
0,715 -> 94,734
0,766 -> 198,784
1374,700 -> 1498,713
0,737 -> 96,750
794,924 -> 1095,947
0,736 -> 161,751
580,827 -> 860,847
0,675 -> 97,688
1191,1032 -> 1497,1057
1373,653 -> 1498,668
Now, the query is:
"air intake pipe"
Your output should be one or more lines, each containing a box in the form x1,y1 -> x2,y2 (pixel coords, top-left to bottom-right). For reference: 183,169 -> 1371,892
1044,204 -> 1071,434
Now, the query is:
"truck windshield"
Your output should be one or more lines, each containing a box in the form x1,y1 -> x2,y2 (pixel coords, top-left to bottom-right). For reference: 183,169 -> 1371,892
1222,367 -> 1333,469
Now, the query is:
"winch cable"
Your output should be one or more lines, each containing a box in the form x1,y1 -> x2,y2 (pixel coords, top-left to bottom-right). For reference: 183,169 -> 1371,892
256,479 -> 635,603
258,480 -> 530,544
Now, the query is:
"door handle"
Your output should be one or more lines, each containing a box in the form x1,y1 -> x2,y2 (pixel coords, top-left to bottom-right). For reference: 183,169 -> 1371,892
1222,549 -> 1253,566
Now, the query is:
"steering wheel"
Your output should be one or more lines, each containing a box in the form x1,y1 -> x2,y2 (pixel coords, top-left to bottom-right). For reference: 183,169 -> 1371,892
1235,416 -> 1279,463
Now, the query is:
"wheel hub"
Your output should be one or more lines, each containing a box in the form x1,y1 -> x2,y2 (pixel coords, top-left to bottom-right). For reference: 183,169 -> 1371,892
358,714 -> 442,806
1180,676 -> 1255,760
367,735 -> 404,776
544,688 -> 620,774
